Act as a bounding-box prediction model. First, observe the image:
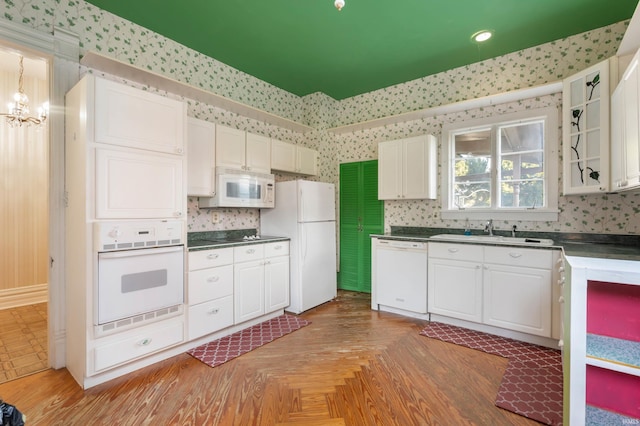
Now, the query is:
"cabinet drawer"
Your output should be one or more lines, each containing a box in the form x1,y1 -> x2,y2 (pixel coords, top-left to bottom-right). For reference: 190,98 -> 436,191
484,246 -> 552,269
93,318 -> 184,372
428,242 -> 483,260
188,264 -> 233,305
187,295 -> 234,340
189,247 -> 233,271
234,244 -> 265,263
265,241 -> 289,257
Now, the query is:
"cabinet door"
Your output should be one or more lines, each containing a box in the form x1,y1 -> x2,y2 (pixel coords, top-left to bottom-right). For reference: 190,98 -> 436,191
245,132 -> 271,173
216,125 -> 246,170
623,51 -> 640,188
403,134 -> 436,200
94,77 -> 185,155
562,60 -> 610,194
265,256 -> 290,312
611,84 -> 626,190
483,264 -> 552,337
270,139 -> 296,172
428,258 -> 483,322
95,147 -> 184,219
378,139 -> 403,200
234,260 -> 265,324
188,264 -> 233,305
187,295 -> 234,340
187,117 -> 216,196
297,146 -> 318,175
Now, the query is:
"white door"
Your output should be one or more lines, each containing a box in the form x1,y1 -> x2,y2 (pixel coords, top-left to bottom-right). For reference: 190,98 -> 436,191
297,180 -> 336,222
94,76 -> 185,155
187,117 -> 215,196
234,260 -> 265,324
265,256 -> 290,312
95,147 -> 184,219
427,258 -> 483,323
297,221 -> 337,312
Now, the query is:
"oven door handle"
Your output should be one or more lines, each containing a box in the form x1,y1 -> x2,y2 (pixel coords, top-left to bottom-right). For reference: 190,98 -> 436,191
98,245 -> 183,259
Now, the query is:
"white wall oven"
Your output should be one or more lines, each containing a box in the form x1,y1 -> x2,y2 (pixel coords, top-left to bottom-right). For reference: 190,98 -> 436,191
94,220 -> 185,335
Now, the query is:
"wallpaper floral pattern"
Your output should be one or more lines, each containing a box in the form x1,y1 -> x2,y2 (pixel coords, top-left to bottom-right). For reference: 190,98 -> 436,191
2,0 -> 638,234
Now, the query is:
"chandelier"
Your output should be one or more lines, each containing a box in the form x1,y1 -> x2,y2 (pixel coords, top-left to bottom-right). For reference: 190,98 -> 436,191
1,55 -> 48,127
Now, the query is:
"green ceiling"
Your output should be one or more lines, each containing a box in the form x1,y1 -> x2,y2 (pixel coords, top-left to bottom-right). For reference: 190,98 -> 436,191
84,0 -> 638,100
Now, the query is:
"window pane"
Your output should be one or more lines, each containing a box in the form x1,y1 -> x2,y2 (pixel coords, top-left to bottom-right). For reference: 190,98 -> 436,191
498,121 -> 544,208
453,129 -> 491,208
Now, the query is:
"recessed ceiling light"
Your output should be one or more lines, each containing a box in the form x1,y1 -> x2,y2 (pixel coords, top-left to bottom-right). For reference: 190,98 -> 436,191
472,30 -> 493,43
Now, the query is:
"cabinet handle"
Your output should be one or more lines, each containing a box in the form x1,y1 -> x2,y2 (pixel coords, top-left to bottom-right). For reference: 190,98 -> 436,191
558,339 -> 564,348
476,265 -> 481,270
246,248 -> 255,254
174,211 -> 182,217
558,296 -> 565,303
448,248 -> 459,253
207,253 -> 219,260
207,276 -> 220,283
137,338 -> 152,346
175,147 -> 184,154
508,253 -> 522,258
274,245 -> 282,250
208,308 -> 220,315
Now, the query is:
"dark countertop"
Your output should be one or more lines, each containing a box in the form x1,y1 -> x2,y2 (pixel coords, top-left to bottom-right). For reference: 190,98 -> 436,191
371,226 -> 640,262
187,228 -> 289,251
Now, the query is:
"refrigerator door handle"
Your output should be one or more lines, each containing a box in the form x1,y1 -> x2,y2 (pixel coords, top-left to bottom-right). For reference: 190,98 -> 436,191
301,224 -> 307,262
299,189 -> 304,221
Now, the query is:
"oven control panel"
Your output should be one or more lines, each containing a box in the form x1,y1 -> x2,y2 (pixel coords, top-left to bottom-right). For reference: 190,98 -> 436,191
94,220 -> 184,251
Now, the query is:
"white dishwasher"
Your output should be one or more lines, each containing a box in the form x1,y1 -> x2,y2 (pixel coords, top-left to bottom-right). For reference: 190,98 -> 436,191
375,239 -> 428,313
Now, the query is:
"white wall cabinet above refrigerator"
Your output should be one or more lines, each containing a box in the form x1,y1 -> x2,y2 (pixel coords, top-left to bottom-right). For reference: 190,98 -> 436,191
187,117 -> 216,197
93,76 -> 186,155
378,134 -> 437,200
562,59 -> 614,195
215,124 -> 271,173
270,139 -> 318,176
611,48 -> 640,192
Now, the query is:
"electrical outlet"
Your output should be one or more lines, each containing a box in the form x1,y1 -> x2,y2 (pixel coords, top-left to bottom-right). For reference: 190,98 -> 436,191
211,211 -> 220,224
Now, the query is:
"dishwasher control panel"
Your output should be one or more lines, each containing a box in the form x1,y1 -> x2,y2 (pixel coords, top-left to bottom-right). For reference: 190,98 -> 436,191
376,239 -> 427,250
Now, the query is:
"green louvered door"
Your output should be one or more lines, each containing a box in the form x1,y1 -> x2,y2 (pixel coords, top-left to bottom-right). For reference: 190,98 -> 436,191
338,160 -> 384,293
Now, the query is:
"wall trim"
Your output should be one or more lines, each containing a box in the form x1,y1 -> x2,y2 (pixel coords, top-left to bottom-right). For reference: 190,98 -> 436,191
0,284 -> 48,310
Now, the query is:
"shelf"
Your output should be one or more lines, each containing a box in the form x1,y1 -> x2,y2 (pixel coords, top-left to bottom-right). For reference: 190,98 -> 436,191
586,334 -> 640,376
327,81 -> 562,134
586,405 -> 640,425
80,51 -> 314,134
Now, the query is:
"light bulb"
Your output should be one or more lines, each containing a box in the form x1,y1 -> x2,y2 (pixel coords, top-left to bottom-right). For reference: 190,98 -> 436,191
334,0 -> 345,11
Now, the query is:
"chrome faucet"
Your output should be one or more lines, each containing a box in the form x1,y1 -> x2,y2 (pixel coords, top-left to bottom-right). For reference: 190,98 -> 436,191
511,225 -> 517,238
484,219 -> 494,236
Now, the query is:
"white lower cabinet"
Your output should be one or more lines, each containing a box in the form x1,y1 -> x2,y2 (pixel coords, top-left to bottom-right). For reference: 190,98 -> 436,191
428,243 -> 483,322
234,242 -> 290,324
187,247 -> 235,340
428,242 -> 555,337
92,317 -> 185,373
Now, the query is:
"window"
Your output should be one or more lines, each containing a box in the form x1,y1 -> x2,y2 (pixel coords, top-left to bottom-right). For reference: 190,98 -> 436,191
442,106 -> 559,221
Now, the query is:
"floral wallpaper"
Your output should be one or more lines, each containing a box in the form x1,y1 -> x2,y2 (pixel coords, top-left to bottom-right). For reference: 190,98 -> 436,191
2,0 -> 638,235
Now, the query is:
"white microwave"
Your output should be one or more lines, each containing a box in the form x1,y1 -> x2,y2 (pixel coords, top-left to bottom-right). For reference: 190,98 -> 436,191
199,167 -> 275,208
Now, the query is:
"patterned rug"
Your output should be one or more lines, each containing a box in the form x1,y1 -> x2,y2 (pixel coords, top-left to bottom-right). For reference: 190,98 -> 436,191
187,314 -> 310,368
420,322 -> 562,426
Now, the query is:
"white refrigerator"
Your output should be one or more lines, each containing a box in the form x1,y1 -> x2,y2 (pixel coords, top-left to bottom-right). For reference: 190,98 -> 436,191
260,180 -> 337,314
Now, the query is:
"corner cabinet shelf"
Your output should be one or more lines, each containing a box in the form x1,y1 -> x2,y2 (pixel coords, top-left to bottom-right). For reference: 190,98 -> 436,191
564,256 -> 640,425
562,59 -> 615,195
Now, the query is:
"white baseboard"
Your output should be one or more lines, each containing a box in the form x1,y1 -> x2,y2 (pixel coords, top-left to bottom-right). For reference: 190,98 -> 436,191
0,284 -> 48,310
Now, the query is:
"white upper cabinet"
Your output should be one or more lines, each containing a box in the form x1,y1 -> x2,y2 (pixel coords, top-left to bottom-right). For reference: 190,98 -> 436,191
94,77 -> 186,155
378,134 -> 437,200
187,117 -> 216,197
270,139 -> 318,176
215,125 -> 271,173
611,48 -> 640,191
562,60 -> 611,195
245,133 -> 272,174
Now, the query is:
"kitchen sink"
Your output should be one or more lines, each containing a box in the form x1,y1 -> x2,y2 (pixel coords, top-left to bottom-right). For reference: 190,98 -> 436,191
429,234 -> 555,246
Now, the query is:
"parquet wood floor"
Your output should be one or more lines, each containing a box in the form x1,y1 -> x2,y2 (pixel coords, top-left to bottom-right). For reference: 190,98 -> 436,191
0,303 -> 47,383
0,291 -> 540,425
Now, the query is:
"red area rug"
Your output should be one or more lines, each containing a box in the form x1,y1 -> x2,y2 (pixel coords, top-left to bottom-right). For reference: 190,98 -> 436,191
188,314 -> 310,368
420,322 -> 562,426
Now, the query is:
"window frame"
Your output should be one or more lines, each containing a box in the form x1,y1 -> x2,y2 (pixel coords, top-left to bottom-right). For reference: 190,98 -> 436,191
441,106 -> 559,221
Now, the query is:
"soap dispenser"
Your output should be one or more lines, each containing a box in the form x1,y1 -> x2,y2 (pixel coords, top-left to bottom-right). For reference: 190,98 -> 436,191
464,218 -> 471,236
